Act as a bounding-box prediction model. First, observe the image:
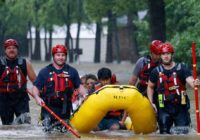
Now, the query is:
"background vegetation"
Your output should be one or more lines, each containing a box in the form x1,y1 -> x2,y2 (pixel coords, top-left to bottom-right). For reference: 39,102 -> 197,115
0,0 -> 200,71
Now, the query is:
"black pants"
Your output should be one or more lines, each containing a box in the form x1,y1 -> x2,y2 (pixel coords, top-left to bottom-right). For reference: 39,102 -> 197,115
41,98 -> 71,125
157,103 -> 190,134
0,93 -> 30,125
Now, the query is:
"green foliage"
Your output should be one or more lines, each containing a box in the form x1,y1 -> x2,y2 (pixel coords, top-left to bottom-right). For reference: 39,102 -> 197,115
84,0 -> 149,56
134,19 -> 150,56
113,0 -> 147,16
169,32 -> 200,71
38,0 -> 59,29
85,0 -> 113,22
165,0 -> 196,38
165,0 -> 200,72
0,0 -> 200,71
0,0 -> 30,36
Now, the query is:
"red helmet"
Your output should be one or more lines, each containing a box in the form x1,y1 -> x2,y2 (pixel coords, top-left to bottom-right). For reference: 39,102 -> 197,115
150,40 -> 163,55
4,39 -> 18,48
51,44 -> 67,55
160,43 -> 174,54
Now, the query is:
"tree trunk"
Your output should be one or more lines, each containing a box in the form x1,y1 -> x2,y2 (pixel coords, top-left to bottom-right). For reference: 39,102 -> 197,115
20,34 -> 29,57
0,23 -> 6,56
75,0 -> 82,62
44,28 -> 48,61
148,0 -> 166,42
69,31 -> 74,61
94,22 -> 102,63
46,28 -> 52,61
106,10 -> 113,63
28,21 -> 32,60
113,14 -> 121,64
65,24 -> 74,63
32,0 -> 41,60
65,2 -> 73,63
32,26 -> 41,60
127,12 -> 139,63
75,22 -> 81,62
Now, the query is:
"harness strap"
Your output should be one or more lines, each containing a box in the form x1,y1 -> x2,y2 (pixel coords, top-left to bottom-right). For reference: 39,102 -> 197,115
18,57 -> 23,65
0,57 -> 6,65
146,57 -> 150,69
139,56 -> 158,86
173,72 -> 180,95
158,72 -> 166,101
0,56 -> 23,66
62,94 -> 68,114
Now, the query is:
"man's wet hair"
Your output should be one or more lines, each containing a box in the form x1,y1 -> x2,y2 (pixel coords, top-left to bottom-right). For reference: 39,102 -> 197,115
97,67 -> 112,80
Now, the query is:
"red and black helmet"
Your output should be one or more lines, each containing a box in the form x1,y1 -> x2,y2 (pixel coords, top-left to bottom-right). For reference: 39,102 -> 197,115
4,39 -> 18,48
150,40 -> 163,55
51,44 -> 67,55
160,43 -> 174,54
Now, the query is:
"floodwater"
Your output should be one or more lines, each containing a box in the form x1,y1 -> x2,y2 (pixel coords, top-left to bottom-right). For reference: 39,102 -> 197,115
0,61 -> 200,140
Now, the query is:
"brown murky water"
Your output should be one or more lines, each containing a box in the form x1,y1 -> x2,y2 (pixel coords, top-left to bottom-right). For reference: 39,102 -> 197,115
0,62 -> 200,139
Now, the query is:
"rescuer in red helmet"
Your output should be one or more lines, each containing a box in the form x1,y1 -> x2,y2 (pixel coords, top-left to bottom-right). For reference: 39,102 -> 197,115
147,42 -> 200,134
32,44 -> 86,132
129,40 -> 163,95
122,40 -> 163,129
0,38 -> 36,125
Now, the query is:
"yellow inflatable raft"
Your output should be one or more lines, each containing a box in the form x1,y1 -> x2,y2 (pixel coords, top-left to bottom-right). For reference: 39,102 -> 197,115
70,85 -> 157,134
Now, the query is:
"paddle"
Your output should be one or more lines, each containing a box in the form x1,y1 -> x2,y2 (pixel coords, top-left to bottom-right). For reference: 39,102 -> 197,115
26,89 -> 81,138
191,42 -> 200,134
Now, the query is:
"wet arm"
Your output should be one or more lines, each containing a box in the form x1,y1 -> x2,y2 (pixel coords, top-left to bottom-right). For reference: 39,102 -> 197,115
186,76 -> 200,88
147,80 -> 157,112
26,60 -> 37,83
147,80 -> 155,104
129,58 -> 143,85
32,86 -> 44,106
128,75 -> 138,85
119,111 -> 128,125
77,84 -> 87,98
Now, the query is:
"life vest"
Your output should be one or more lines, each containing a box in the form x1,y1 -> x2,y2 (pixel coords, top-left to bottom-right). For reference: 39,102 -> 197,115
42,64 -> 74,99
0,57 -> 27,93
111,74 -> 119,84
138,56 -> 159,87
156,64 -> 186,105
106,110 -> 123,118
41,64 -> 74,114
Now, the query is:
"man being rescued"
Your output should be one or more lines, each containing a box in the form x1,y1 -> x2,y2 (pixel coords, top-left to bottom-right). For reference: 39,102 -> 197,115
91,67 -> 126,131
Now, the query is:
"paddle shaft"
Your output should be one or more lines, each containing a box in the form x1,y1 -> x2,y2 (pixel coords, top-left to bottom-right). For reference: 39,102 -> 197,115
41,103 -> 80,138
192,42 -> 200,134
26,90 -> 81,138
